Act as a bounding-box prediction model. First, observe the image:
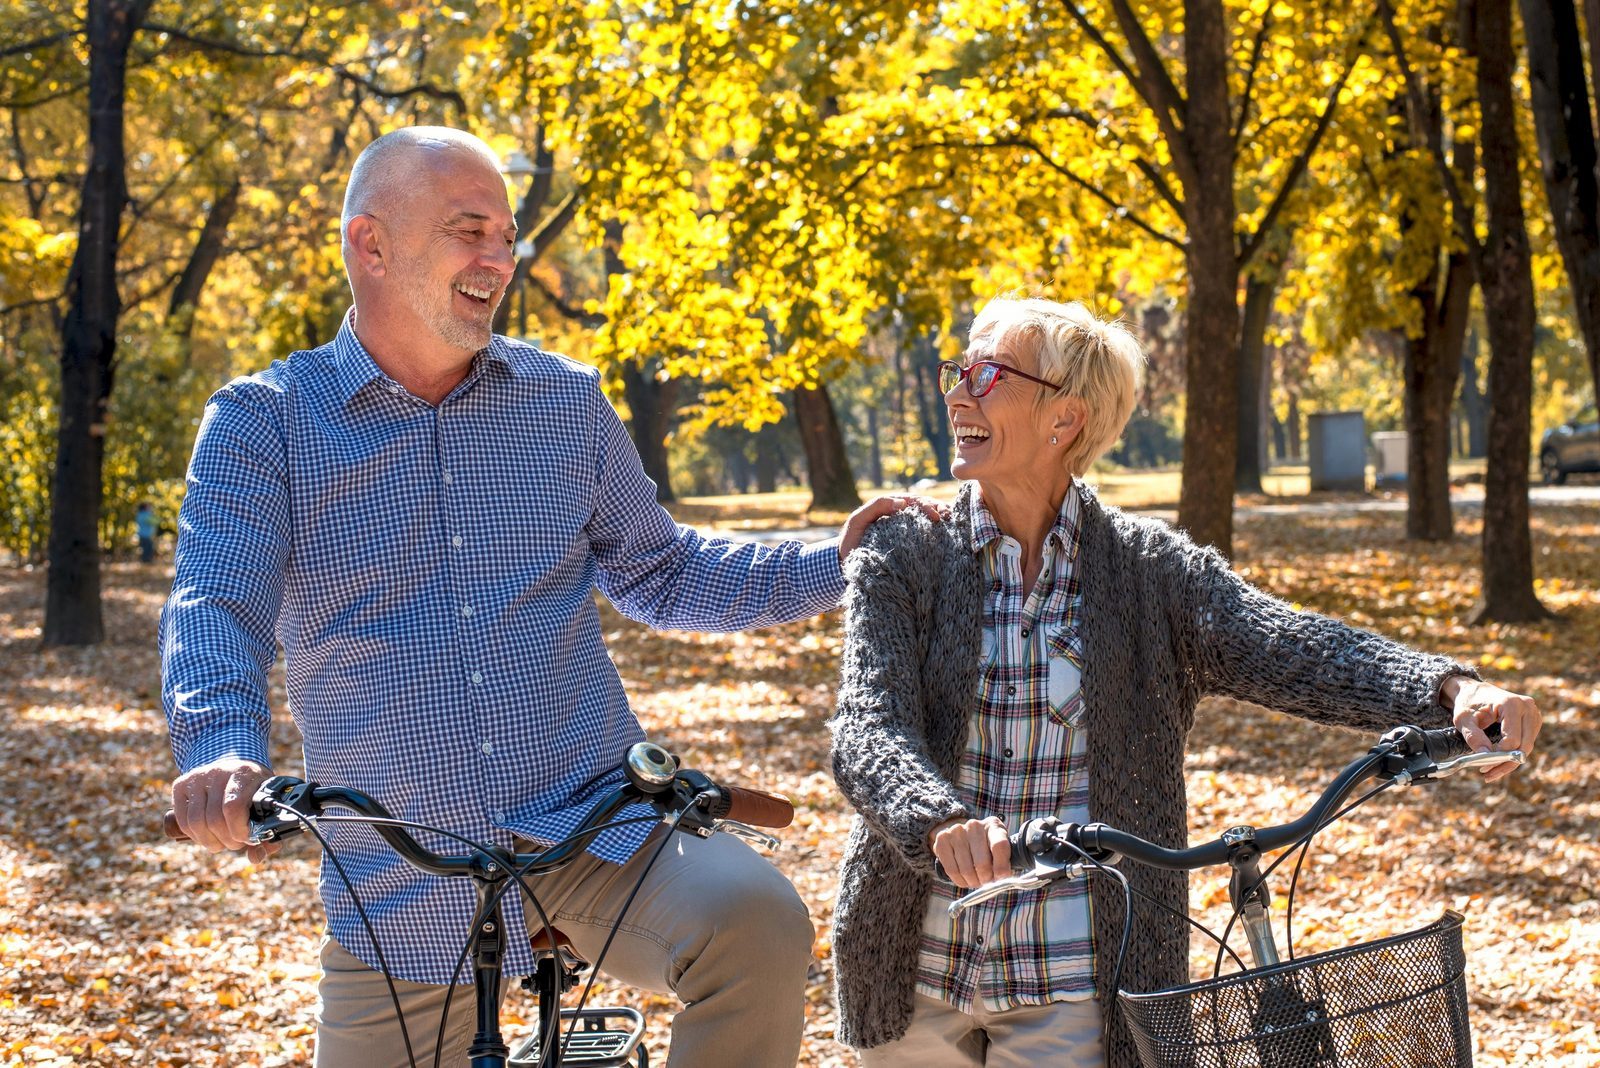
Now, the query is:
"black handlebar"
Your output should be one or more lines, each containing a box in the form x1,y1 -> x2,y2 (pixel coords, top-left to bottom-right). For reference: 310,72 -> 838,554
1011,722 -> 1504,874
163,743 -> 795,872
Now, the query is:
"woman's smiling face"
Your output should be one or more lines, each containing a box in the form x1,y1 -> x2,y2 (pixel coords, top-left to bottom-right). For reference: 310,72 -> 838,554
945,327 -> 1062,492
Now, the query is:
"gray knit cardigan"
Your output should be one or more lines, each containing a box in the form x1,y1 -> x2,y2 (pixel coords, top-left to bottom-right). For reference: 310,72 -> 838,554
828,481 -> 1476,1065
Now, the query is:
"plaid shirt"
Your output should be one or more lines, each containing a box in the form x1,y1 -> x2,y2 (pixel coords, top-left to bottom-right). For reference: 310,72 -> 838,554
914,488 -> 1095,1011
160,312 -> 844,984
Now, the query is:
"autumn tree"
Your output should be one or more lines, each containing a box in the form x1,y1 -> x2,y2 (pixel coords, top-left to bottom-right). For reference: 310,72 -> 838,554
1383,0 -> 1551,621
4,2 -> 478,642
1287,32 -> 1478,541
1520,0 -> 1600,405
42,0 -> 155,645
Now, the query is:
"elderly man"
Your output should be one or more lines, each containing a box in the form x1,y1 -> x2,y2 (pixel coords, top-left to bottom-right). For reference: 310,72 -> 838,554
163,126 -> 913,1066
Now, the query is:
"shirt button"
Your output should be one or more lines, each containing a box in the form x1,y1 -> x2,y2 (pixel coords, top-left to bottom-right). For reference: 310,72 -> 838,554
469,671 -> 483,684
1006,685 -> 1016,696
490,809 -> 505,822
1004,748 -> 1014,757
1020,628 -> 1030,638
461,604 -> 474,618
451,535 -> 463,548
443,472 -> 454,485
480,740 -> 493,755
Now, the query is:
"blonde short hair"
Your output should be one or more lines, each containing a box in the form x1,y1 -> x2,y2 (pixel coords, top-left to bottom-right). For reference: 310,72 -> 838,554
969,297 -> 1146,476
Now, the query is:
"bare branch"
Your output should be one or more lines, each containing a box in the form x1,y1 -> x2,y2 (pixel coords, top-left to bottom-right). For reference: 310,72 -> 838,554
526,274 -> 606,329
1038,105 -> 1186,214
143,22 -> 468,111
1376,0 -> 1481,261
1237,18 -> 1371,269
969,136 -> 1186,248
1233,11 -> 1273,150
0,292 -> 65,316
1059,0 -> 1196,192
1,79 -> 90,109
0,30 -> 76,60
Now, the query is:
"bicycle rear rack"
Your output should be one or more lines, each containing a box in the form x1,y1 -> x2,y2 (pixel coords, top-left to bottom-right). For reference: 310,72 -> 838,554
507,1007 -> 647,1067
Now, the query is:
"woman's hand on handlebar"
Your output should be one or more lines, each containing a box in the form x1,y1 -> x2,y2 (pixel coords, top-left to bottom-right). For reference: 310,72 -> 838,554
930,815 -> 1011,889
1442,675 -> 1542,782
170,757 -> 282,863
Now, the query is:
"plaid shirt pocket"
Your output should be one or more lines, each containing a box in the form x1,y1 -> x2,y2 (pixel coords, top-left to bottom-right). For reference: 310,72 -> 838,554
1046,630 -> 1086,727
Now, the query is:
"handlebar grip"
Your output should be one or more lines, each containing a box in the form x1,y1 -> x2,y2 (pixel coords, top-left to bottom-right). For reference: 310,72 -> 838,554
1421,721 -> 1502,762
163,810 -> 189,841
715,785 -> 795,829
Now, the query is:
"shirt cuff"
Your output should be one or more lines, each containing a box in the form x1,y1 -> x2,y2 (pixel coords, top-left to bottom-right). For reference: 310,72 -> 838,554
798,537 -> 847,607
180,726 -> 273,774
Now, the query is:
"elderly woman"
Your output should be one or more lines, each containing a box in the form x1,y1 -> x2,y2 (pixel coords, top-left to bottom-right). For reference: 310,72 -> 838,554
827,297 -> 1541,1067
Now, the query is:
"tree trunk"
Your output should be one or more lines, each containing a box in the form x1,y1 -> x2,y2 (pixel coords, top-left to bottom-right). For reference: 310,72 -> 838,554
1286,391 -> 1302,460
599,219 -> 675,500
914,339 -> 953,476
492,130 -> 580,336
792,382 -> 861,511
45,0 -> 153,646
1403,251 -> 1472,540
167,176 -> 241,353
1176,0 -> 1241,554
1459,331 -> 1488,457
1468,0 -> 1550,622
620,364 -> 679,502
1521,0 -> 1600,403
1235,248 -> 1284,493
865,402 -> 883,489
754,424 -> 779,493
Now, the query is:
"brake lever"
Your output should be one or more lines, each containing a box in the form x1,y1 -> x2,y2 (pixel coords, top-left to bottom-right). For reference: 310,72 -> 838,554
247,776 -> 321,845
947,849 -> 1087,918
1407,748 -> 1525,784
712,820 -> 780,851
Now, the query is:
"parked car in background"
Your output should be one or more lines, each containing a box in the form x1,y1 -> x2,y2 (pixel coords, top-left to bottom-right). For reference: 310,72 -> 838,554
1540,403 -> 1600,484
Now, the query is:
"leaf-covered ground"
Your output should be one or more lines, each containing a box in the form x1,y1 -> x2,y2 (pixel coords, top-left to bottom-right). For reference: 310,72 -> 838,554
2,496 -> 1596,1066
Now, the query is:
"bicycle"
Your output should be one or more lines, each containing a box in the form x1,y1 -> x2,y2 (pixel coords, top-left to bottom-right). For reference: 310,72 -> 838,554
948,723 -> 1525,1067
163,741 -> 795,1068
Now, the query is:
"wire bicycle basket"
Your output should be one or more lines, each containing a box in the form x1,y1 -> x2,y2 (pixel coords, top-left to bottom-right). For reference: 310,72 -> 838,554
1118,911 -> 1472,1067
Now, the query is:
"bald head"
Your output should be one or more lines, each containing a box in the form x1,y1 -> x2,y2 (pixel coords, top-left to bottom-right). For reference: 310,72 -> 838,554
341,127 -> 503,245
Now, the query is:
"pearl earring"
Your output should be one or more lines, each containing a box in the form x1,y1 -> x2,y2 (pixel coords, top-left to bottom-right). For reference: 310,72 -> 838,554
1050,436 -> 1058,445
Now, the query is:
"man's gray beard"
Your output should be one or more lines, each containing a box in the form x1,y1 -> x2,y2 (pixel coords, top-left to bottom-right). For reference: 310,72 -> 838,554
399,264 -> 495,351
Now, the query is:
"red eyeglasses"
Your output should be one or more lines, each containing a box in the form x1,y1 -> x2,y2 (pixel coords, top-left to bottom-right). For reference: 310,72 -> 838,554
938,360 -> 1065,397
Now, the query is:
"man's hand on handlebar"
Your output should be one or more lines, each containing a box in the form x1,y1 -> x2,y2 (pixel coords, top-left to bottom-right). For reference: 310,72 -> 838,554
1441,675 -> 1542,783
930,815 -> 1011,888
170,757 -> 282,863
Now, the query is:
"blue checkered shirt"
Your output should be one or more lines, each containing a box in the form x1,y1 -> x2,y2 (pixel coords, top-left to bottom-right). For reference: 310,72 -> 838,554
915,488 -> 1095,1011
160,313 -> 845,983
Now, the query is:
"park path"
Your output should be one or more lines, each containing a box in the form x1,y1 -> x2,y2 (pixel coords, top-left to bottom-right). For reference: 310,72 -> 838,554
719,483 -> 1600,544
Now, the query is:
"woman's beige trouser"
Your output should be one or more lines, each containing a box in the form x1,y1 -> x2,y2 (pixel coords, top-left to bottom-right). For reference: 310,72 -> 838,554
858,990 -> 1105,1068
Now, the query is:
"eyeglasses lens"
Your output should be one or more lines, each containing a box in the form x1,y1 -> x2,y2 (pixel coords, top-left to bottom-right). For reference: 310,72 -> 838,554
938,363 -> 960,394
939,361 -> 1003,396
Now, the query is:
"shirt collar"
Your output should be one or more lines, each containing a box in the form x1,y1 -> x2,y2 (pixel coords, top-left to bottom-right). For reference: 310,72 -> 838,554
968,481 -> 1083,562
330,309 -> 384,404
331,308 -> 519,405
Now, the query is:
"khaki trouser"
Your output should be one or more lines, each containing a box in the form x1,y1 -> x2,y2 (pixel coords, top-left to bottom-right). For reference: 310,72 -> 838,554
313,826 -> 814,1067
858,991 -> 1105,1068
